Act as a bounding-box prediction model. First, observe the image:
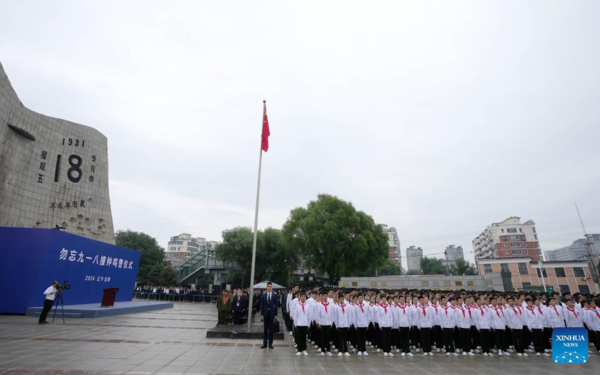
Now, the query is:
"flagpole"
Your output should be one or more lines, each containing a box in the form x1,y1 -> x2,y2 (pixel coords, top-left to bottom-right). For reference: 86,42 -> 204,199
247,100 -> 265,329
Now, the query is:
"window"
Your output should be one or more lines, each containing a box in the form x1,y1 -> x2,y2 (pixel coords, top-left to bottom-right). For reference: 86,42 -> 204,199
579,285 -> 590,294
536,268 -> 547,278
512,250 -> 523,255
518,263 -> 529,275
507,228 -> 517,233
521,235 -> 526,240
573,267 -> 585,277
510,242 -> 522,248
519,228 -> 522,232
509,235 -> 519,240
501,229 -> 505,233
522,282 -> 531,289
504,243 -> 509,248
534,234 -> 538,240
559,285 -> 570,294
500,263 -> 510,273
484,264 -> 493,274
555,268 -> 566,277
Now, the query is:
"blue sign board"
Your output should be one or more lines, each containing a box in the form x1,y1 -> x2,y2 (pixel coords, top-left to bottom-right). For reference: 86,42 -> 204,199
552,327 -> 588,363
0,227 -> 140,314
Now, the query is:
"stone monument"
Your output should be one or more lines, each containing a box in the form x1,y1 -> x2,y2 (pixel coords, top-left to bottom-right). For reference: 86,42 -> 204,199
0,62 -> 115,244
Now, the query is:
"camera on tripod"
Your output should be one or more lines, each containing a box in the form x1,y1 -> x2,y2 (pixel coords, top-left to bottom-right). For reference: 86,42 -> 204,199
56,280 -> 71,292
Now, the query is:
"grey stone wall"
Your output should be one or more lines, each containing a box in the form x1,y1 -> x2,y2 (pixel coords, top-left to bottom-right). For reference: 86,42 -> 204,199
0,62 -> 115,244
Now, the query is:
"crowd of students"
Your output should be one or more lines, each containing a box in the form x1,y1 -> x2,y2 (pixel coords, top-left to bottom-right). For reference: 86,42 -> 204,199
281,287 -> 600,358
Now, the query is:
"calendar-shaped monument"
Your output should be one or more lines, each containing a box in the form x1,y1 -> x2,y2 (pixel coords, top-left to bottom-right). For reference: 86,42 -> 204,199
0,61 -> 115,244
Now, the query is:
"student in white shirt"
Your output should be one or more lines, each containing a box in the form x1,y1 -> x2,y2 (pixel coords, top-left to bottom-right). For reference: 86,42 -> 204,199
333,294 -> 351,357
474,297 -> 492,356
409,296 -> 421,352
417,296 -> 434,356
308,291 -> 320,348
455,297 -> 474,355
394,296 -> 412,356
430,296 -> 443,352
292,292 -> 310,356
354,294 -> 369,356
587,299 -> 600,353
524,298 -> 547,356
317,292 -> 334,356
391,296 -> 401,353
489,297 -> 508,356
39,281 -> 58,324
378,296 -> 394,356
564,299 -> 584,328
440,297 -> 458,356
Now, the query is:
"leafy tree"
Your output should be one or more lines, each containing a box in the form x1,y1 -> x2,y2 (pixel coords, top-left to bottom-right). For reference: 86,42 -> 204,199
451,258 -> 478,275
215,227 -> 299,284
148,263 -> 163,285
358,258 -> 402,277
282,194 -> 389,284
420,256 -> 446,275
405,269 -> 421,275
159,264 -> 177,286
115,230 -> 166,285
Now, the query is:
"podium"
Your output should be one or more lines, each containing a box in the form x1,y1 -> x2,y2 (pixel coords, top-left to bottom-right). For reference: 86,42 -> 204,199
101,287 -> 119,307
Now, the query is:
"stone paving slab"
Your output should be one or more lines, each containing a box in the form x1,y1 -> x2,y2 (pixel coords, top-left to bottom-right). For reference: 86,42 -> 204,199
0,302 -> 599,374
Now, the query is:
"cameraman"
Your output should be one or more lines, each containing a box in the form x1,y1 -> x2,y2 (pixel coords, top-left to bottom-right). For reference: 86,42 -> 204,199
39,281 -> 58,324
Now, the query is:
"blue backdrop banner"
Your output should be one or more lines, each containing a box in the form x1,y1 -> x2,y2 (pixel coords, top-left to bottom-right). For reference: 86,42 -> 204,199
0,227 -> 140,314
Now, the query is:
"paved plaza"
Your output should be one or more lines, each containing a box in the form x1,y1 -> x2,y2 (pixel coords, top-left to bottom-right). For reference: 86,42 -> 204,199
0,302 -> 598,374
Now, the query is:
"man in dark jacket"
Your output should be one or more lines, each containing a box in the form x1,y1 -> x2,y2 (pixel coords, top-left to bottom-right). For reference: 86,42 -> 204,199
232,290 -> 248,325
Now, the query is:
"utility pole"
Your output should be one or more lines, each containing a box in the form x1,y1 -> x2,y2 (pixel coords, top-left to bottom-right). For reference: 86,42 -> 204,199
575,202 -> 600,293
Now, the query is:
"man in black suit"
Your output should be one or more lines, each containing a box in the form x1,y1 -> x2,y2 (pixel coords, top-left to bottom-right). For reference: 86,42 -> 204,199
260,282 -> 278,349
232,290 -> 248,325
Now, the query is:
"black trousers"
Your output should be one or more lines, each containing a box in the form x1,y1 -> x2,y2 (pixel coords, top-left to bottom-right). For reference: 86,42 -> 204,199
283,310 -> 291,332
367,323 -> 375,344
357,327 -> 367,352
39,299 -> 54,323
543,328 -> 552,350
296,326 -> 307,352
321,325 -> 331,352
262,313 -> 274,346
233,311 -> 242,325
399,327 -> 410,353
374,323 -> 382,349
531,329 -> 544,354
454,327 -> 461,350
470,326 -> 479,348
479,329 -> 491,353
494,329 -> 506,352
349,326 -> 356,347
589,330 -> 600,351
392,328 -> 399,349
338,327 -> 349,353
331,326 -> 338,348
443,328 -> 455,352
312,323 -> 320,347
432,325 -> 442,348
459,328 -> 471,352
511,328 -> 524,353
381,327 -> 392,353
411,325 -> 421,348
420,327 -> 432,353
522,326 -> 531,348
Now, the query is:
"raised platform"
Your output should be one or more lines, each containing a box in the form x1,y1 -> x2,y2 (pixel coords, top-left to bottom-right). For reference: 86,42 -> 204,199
26,301 -> 174,319
206,322 -> 285,340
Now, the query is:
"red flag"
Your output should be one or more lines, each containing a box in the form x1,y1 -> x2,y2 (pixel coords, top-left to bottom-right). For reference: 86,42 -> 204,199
261,101 -> 270,152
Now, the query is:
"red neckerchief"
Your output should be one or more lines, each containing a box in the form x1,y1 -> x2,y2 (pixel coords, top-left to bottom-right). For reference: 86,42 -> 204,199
465,306 -> 472,319
381,303 -> 388,314
419,304 -> 426,317
512,306 -> 521,315
551,306 -> 559,316
442,306 -> 449,315
322,301 -> 329,313
479,306 -> 485,316
399,304 -> 407,314
299,302 -> 306,313
359,304 -> 364,313
537,306 -> 544,315
567,307 -> 579,317
595,309 -> 600,319
338,303 -> 346,314
460,306 -> 466,318
526,306 -> 536,316
432,305 -> 439,314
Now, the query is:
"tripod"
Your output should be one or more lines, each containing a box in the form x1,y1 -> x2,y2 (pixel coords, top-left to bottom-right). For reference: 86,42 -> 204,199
51,290 -> 66,324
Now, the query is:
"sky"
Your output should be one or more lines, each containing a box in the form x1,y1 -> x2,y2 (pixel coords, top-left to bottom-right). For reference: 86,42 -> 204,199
1,1 -> 599,264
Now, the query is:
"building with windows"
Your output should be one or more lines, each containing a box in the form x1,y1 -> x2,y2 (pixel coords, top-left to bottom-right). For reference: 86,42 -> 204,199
544,234 -> 600,261
472,217 -> 541,263
477,256 -> 597,294
165,233 -> 219,268
381,224 -> 402,268
443,245 -> 464,269
406,246 -> 423,272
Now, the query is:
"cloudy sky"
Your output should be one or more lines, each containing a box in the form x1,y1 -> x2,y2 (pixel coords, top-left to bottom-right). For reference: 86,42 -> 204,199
2,1 -> 599,263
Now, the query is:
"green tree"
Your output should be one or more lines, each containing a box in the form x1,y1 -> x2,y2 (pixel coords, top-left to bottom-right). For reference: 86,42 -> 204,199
358,258 -> 402,277
451,258 -> 478,275
405,269 -> 421,275
420,256 -> 446,275
148,263 -> 164,285
115,230 -> 166,285
159,264 -> 177,286
215,227 -> 299,284
282,194 -> 389,284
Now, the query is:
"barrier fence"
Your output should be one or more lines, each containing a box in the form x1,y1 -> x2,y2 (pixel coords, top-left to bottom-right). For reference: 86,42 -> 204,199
133,292 -> 218,303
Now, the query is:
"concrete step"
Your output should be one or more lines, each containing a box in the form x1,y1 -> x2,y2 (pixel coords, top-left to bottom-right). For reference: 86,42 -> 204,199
27,311 -> 84,318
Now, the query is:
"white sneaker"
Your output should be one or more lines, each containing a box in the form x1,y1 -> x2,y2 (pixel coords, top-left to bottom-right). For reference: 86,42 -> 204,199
504,352 -> 511,356
517,353 -> 523,357
352,348 -> 356,352
543,353 -> 550,357
303,351 -> 308,356
338,352 -> 343,357
453,352 -> 459,356
363,351 -> 369,356
401,352 -> 406,356
311,341 -> 315,344
357,351 -> 362,356
389,353 -> 394,357
463,352 -> 467,356
294,344 -> 297,348
545,349 -> 551,353
321,352 -> 325,357
345,352 -> 351,357
428,352 -> 434,356
327,352 -> 333,357
488,353 -> 493,357
498,351 -> 503,356
408,352 -> 414,356
317,348 -> 321,352
289,331 -> 293,336
416,348 -> 420,353
297,352 -> 303,356
446,352 -> 450,356
334,349 -> 339,353
384,352 -> 388,357
468,352 -> 475,356
332,345 -> 336,349
377,349 -> 381,352
523,353 -> 529,357
396,349 -> 400,353
314,345 -> 319,349
423,353 -> 428,357
437,348 -> 441,353
536,353 -> 541,357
